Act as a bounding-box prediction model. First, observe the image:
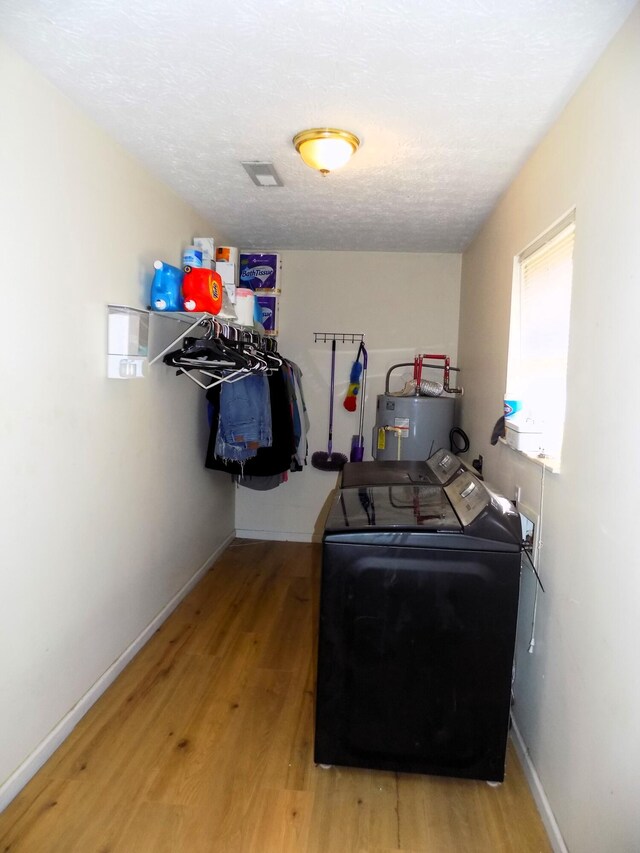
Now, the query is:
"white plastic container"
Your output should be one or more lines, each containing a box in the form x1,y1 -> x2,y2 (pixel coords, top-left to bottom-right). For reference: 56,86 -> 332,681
107,305 -> 149,379
235,288 -> 255,326
182,246 -> 203,268
505,420 -> 544,453
216,261 -> 238,303
193,237 -> 214,269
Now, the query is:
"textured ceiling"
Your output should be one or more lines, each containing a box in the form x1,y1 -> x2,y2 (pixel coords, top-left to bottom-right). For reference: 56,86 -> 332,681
0,0 -> 635,251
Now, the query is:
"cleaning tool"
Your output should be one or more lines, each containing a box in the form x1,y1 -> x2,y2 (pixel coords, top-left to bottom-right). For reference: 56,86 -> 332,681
350,342 -> 368,462
343,357 -> 363,412
312,339 -> 348,471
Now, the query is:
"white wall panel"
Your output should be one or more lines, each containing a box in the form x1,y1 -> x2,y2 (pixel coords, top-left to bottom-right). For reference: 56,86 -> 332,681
458,8 -> 640,850
0,43 -> 234,799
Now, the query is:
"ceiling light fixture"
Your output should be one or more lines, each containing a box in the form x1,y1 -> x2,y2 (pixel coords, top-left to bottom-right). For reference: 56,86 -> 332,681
293,128 -> 360,176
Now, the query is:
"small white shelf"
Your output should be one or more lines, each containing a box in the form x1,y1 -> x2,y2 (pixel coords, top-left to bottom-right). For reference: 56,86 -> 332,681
107,304 -> 149,379
498,437 -> 561,474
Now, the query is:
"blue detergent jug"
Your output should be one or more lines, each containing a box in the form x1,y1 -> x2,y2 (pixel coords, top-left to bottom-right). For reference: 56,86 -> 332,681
150,260 -> 184,311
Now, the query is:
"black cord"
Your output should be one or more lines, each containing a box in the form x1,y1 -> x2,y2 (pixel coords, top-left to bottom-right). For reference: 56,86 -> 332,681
449,427 -> 470,454
521,545 -> 545,592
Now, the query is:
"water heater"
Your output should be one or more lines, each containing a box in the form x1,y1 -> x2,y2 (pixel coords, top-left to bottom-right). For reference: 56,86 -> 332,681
373,394 -> 455,461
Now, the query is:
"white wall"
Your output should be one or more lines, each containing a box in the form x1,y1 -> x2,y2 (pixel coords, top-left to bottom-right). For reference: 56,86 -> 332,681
236,250 -> 462,539
458,6 -> 640,851
0,43 -> 234,803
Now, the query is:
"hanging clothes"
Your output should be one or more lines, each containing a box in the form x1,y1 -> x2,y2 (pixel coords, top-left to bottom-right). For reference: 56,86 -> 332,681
290,361 -> 310,469
206,365 -> 295,477
214,373 -> 272,464
232,358 -> 308,486
281,361 -> 301,472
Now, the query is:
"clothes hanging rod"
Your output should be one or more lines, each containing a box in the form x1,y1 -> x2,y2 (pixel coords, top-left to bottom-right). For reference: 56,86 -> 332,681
313,332 -> 365,344
149,313 -> 276,366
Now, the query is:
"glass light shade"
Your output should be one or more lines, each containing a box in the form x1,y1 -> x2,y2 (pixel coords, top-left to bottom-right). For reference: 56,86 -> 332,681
293,129 -> 360,174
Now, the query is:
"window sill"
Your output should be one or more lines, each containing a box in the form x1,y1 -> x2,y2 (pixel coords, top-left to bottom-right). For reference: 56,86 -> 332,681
498,437 -> 561,474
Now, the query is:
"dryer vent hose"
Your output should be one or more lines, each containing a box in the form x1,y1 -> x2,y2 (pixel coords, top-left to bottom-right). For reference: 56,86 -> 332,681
418,379 -> 444,397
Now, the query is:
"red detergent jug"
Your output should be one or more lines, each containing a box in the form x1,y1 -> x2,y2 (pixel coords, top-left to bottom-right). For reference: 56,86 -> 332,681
182,267 -> 223,314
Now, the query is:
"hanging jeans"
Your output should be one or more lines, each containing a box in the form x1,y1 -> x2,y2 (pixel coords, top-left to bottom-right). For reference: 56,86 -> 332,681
215,373 -> 272,463
206,367 -> 294,477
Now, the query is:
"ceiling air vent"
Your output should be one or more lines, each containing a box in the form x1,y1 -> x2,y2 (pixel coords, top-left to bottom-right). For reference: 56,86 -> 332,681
241,162 -> 284,187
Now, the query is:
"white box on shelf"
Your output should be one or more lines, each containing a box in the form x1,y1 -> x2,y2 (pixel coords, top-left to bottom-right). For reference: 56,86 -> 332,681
108,312 -> 138,354
505,419 -> 544,453
107,305 -> 149,379
216,261 -> 238,303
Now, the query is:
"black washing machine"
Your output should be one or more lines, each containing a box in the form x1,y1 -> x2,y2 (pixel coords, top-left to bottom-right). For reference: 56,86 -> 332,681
315,471 -> 521,782
340,447 -> 471,489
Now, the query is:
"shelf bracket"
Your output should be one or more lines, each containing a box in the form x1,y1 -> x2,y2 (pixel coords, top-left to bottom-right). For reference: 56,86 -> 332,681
148,313 -> 210,365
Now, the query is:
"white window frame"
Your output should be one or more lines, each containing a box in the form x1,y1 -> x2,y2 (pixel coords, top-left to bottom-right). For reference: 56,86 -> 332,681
506,209 -> 576,467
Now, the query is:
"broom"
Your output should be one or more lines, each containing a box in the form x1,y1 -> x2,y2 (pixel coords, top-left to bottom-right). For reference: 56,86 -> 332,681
312,339 -> 348,471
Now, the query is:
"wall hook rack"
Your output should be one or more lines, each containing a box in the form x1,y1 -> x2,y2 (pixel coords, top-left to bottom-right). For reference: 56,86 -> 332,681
313,332 -> 365,344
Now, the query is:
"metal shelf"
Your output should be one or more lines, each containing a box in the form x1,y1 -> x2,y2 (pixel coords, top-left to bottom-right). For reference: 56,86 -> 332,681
107,305 -> 271,373
148,310 -> 267,365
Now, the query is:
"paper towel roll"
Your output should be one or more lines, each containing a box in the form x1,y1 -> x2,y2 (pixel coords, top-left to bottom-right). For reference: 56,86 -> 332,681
235,288 -> 255,326
216,246 -> 238,264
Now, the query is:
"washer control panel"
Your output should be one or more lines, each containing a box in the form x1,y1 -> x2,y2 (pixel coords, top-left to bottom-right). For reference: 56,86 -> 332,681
445,471 -> 490,527
426,448 -> 463,484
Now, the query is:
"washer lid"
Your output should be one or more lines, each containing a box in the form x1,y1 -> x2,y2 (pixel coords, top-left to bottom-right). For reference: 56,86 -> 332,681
341,460 -> 438,488
326,485 -> 462,533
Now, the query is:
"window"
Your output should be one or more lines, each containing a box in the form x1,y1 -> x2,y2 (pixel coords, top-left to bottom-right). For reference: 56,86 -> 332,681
506,211 -> 575,461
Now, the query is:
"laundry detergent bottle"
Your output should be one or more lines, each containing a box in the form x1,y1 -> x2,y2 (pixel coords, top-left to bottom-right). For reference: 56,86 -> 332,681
182,267 -> 223,314
150,260 -> 184,312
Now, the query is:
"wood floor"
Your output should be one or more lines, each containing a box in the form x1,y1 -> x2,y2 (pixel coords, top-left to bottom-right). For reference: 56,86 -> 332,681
0,540 -> 551,852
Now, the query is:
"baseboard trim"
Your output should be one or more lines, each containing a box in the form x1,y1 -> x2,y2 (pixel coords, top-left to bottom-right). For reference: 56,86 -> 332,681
0,532 -> 235,813
510,717 -> 568,853
236,528 -> 319,543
